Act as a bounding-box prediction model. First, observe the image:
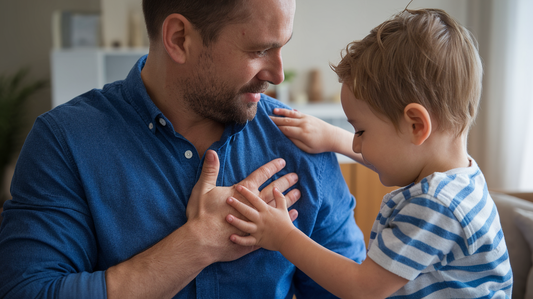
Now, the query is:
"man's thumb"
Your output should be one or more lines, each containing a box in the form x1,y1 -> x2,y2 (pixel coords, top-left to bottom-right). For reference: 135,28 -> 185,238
198,150 -> 220,190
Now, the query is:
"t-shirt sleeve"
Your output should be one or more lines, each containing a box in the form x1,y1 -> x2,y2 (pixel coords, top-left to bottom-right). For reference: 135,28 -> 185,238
367,195 -> 465,280
0,116 -> 107,298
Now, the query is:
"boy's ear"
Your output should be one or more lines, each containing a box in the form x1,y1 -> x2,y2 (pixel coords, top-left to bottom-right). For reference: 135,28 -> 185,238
162,13 -> 194,64
403,103 -> 432,145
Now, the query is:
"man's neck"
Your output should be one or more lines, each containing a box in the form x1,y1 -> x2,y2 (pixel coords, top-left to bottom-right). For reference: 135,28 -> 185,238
141,52 -> 225,158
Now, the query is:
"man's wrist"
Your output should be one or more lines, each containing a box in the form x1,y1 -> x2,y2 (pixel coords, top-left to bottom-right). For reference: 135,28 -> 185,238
105,222 -> 214,298
181,220 -> 220,266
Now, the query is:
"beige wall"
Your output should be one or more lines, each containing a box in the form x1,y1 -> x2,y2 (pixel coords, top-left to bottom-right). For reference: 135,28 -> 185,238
0,0 -> 100,202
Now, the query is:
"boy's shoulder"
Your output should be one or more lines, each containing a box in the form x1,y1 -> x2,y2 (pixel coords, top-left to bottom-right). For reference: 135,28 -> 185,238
401,159 -> 498,254
417,159 -> 485,207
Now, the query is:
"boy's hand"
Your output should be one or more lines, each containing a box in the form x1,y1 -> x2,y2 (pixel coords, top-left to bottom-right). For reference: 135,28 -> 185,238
270,108 -> 338,154
225,185 -> 297,251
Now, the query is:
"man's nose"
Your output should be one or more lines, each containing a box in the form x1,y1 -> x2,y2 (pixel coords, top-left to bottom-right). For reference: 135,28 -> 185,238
257,49 -> 284,85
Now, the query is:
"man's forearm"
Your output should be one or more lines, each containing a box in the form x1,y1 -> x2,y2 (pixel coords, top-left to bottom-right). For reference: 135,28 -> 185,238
106,222 -> 213,299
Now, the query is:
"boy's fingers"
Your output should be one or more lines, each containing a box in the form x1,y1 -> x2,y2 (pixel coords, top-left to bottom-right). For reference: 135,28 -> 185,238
260,173 -> 299,206
230,234 -> 258,247
227,196 -> 258,220
273,108 -> 302,118
277,125 -> 301,138
264,188 -> 300,209
236,185 -> 266,209
226,214 -> 256,233
270,116 -> 299,128
273,188 -> 287,210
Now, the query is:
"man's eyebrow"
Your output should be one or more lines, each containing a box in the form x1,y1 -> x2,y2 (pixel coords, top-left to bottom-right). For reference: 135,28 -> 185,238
258,33 -> 293,49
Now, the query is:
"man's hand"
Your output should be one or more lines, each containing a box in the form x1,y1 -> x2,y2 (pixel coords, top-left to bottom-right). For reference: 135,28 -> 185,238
186,150 -> 300,263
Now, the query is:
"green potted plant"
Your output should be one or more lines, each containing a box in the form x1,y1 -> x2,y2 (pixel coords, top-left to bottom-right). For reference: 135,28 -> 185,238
0,68 -> 46,206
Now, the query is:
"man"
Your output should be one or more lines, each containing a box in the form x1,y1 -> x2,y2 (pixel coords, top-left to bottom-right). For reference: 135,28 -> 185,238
0,0 -> 366,298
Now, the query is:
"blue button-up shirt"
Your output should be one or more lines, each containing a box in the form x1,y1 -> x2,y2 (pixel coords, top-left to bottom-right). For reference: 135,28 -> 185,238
0,56 -> 366,298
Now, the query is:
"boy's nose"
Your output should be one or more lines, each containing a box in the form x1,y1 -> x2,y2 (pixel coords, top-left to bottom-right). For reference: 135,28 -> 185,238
352,136 -> 362,154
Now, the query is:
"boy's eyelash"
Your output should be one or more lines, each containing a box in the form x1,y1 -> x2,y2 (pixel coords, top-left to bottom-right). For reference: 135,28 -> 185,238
355,130 -> 364,137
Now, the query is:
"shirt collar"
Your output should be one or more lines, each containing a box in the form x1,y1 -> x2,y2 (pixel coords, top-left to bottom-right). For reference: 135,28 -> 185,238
122,55 -> 247,140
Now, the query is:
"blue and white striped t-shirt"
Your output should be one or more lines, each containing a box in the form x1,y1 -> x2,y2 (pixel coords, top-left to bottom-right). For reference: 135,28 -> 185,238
367,159 -> 513,298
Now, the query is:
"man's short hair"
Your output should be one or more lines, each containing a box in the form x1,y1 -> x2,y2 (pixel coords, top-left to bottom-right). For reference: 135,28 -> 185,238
142,0 -> 249,46
332,8 -> 483,135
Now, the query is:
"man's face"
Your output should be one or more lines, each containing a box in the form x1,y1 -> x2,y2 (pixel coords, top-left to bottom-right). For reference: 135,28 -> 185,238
180,0 -> 296,124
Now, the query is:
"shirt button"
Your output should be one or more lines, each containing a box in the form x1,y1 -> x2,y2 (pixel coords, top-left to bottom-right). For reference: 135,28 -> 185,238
148,123 -> 154,130
159,118 -> 167,126
184,150 -> 193,159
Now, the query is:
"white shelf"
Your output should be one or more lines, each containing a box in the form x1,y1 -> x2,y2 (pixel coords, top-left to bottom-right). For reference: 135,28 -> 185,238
50,48 -> 148,107
290,102 -> 344,119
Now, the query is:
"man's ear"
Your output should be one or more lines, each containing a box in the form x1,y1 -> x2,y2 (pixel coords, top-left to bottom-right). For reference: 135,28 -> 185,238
162,13 -> 193,64
403,103 -> 432,145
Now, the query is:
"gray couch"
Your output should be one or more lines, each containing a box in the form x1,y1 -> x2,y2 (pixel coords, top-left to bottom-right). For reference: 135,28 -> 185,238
491,191 -> 533,299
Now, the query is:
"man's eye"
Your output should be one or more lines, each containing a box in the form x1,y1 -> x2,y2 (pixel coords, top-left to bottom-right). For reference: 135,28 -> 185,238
355,130 -> 365,137
256,50 -> 268,57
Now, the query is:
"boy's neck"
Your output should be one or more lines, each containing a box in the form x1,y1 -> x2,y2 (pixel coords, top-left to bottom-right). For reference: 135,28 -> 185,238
413,132 -> 470,184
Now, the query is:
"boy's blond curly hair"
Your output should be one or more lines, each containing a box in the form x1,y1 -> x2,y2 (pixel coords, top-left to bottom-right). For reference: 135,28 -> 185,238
332,8 -> 483,135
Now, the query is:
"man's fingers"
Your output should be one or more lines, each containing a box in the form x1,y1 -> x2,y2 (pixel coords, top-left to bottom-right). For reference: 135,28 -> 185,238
289,209 -> 298,222
260,172 -> 299,204
284,189 -> 301,208
196,150 -> 220,191
239,159 -> 286,191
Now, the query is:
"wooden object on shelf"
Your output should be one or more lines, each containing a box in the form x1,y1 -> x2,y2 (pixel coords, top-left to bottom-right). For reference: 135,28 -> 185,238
340,162 -> 396,246
307,69 -> 323,103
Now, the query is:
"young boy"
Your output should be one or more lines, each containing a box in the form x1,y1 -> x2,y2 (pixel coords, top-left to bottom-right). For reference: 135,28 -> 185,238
224,8 -> 513,298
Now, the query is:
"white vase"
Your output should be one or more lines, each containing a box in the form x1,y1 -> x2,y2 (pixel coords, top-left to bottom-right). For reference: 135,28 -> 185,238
276,83 -> 291,103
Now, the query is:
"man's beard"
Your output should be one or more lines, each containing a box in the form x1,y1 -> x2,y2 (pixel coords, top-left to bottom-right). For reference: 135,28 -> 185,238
181,51 -> 268,124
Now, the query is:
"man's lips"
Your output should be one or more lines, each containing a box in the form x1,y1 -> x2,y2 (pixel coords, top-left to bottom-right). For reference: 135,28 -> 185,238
243,92 -> 261,103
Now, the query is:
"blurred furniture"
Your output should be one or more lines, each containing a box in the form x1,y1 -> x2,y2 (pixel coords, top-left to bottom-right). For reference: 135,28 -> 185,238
340,162 -> 396,245
491,191 -> 533,299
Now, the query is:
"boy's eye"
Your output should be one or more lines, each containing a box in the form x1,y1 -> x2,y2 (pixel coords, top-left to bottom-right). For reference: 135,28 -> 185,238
355,130 -> 365,137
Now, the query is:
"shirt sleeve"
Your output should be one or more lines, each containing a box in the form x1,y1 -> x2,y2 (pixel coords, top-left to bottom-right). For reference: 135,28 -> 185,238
367,195 -> 465,280
0,115 -> 107,298
293,153 -> 367,298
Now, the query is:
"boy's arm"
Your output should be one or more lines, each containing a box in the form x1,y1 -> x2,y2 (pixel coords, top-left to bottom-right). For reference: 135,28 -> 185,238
282,229 -> 408,299
226,185 -> 408,299
270,108 -> 364,164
